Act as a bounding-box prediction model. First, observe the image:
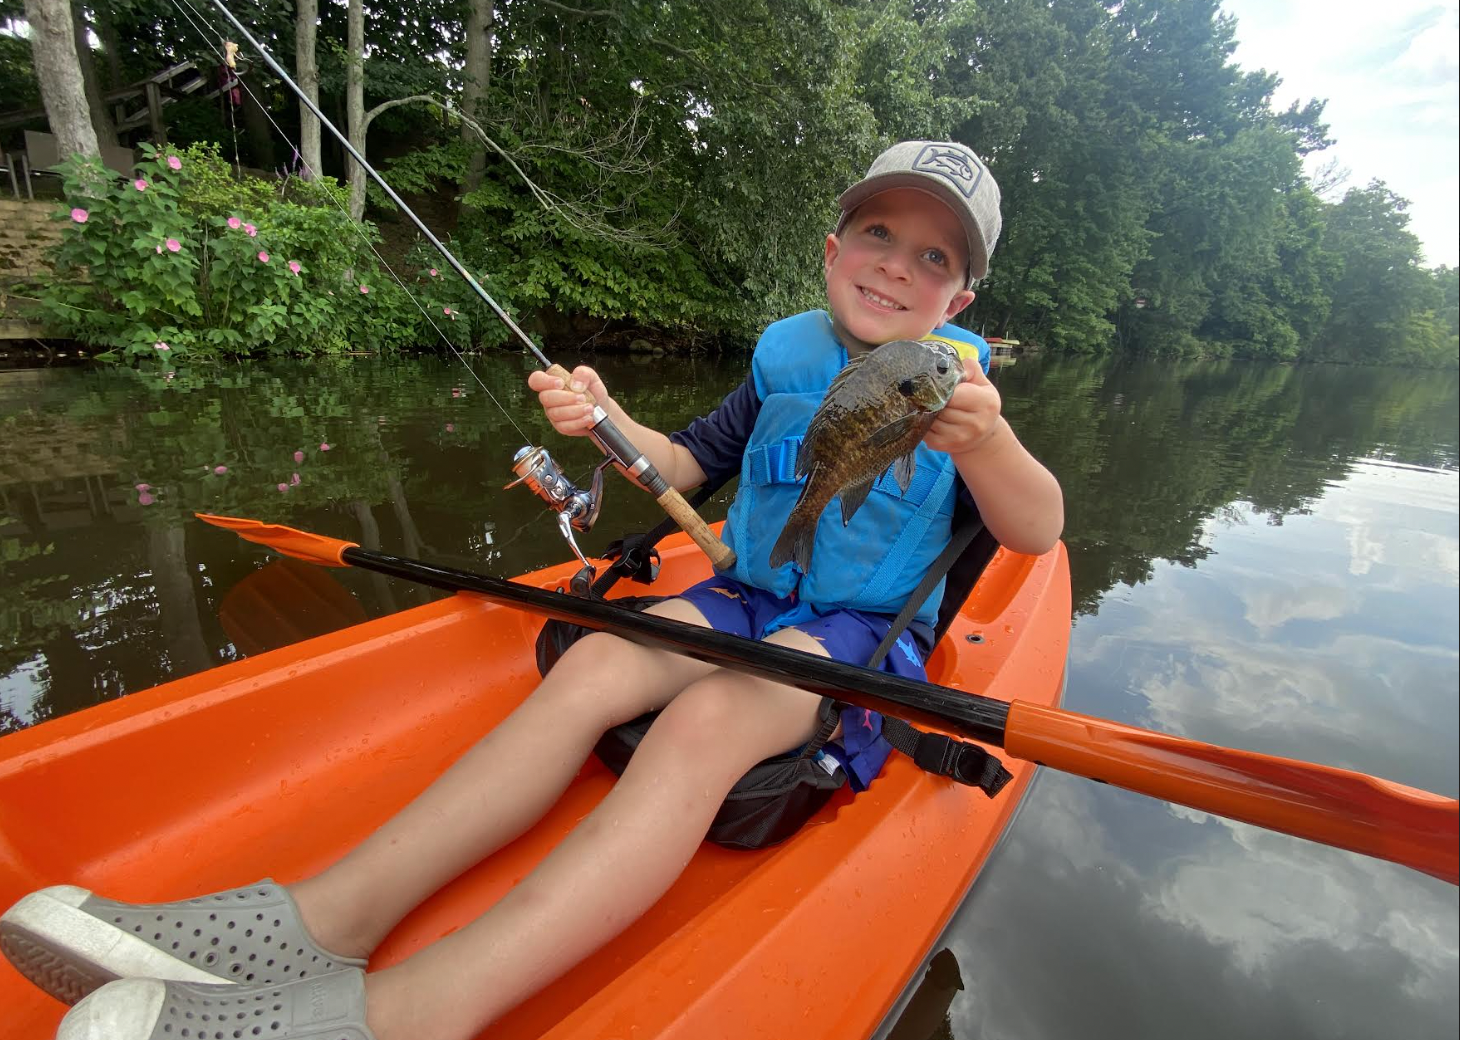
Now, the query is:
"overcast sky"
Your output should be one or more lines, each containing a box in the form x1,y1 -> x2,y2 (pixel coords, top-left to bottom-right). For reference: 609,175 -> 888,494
1219,0 -> 1459,267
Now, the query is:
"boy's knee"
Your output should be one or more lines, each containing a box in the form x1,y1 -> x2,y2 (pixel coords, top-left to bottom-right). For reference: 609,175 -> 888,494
537,631 -> 656,725
649,678 -> 745,756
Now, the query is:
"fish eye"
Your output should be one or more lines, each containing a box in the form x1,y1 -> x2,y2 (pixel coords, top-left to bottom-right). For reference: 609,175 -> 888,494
898,377 -> 916,396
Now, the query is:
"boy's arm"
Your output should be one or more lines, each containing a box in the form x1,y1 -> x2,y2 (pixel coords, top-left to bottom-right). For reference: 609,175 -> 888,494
925,361 -> 1064,555
528,365 -> 709,492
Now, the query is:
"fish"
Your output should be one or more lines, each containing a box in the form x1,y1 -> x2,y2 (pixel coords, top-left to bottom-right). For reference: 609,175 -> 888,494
769,339 -> 965,573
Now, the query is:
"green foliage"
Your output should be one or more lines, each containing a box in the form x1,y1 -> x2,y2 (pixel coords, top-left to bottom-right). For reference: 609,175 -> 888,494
27,143 -> 434,361
4,0 -> 1452,365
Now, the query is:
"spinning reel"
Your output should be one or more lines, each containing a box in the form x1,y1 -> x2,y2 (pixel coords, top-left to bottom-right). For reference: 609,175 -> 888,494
505,446 -> 611,596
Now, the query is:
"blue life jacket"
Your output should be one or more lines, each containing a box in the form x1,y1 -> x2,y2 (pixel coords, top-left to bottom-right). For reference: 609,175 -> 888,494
721,310 -> 986,629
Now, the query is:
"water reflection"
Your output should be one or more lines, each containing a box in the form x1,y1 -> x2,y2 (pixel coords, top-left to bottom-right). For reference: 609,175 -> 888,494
943,462 -> 1458,1040
1,352 -> 1457,1039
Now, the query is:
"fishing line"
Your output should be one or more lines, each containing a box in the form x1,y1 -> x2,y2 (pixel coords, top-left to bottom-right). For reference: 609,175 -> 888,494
166,0 -> 534,446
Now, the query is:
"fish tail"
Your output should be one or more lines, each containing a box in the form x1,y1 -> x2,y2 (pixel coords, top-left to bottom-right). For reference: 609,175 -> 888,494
769,510 -> 816,572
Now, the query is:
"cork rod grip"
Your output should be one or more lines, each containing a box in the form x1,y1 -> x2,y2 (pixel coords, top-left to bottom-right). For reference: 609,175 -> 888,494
656,487 -> 737,569
547,364 -> 596,406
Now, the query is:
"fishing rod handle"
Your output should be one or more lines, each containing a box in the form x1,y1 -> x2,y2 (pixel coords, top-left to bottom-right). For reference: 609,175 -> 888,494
545,364 -> 736,568
654,486 -> 736,568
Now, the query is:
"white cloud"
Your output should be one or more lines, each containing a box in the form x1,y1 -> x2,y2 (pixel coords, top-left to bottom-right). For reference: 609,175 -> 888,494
1222,1 -> 1460,266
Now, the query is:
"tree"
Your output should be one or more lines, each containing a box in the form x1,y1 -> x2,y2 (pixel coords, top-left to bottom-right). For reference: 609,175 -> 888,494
461,0 -> 492,195
24,0 -> 98,159
295,0 -> 321,177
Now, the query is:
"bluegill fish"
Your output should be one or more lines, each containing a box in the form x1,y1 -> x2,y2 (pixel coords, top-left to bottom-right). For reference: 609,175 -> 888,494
769,339 -> 965,573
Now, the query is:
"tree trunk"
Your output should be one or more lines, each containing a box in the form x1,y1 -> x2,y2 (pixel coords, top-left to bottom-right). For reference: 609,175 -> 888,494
93,1 -> 122,89
461,0 -> 494,196
346,0 -> 366,221
237,72 -> 277,171
72,2 -> 117,146
24,0 -> 99,160
295,0 -> 321,178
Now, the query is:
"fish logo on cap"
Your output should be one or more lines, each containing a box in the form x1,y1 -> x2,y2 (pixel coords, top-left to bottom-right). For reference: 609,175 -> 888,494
912,144 -> 983,199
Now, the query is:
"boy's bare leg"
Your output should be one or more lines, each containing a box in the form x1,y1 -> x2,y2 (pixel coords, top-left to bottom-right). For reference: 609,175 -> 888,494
361,627 -> 832,1040
288,598 -> 719,959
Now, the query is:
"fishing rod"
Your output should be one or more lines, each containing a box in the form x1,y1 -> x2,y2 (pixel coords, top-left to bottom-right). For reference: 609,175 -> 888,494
198,0 -> 735,585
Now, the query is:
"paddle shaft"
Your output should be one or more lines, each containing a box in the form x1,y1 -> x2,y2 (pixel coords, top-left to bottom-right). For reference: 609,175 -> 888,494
339,543 -> 1458,883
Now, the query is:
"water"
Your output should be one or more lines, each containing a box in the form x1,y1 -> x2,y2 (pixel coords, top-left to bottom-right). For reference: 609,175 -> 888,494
1,351 -> 1456,1038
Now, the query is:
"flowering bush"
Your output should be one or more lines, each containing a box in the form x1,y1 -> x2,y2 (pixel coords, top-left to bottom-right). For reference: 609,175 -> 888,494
30,143 -> 424,361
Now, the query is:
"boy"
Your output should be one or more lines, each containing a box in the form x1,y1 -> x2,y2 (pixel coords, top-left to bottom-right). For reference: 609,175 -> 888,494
3,141 -> 1062,1040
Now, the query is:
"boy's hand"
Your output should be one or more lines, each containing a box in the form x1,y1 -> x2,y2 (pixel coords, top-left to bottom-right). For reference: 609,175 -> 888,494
527,364 -> 614,436
924,357 -> 1003,456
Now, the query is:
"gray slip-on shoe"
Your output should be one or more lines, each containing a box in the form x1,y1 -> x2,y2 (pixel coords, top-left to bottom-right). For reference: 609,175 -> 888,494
1,880 -> 366,1006
57,968 -> 377,1040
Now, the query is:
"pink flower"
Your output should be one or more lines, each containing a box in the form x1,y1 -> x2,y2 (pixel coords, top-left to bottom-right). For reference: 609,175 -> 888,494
70,207 -> 88,223
359,285 -> 369,295
293,450 -> 304,463
138,491 -> 155,506
244,223 -> 257,237
429,268 -> 439,277
154,341 -> 170,351
165,238 -> 181,253
450,388 -> 461,398
214,465 -> 228,475
133,178 -> 148,191
167,155 -> 182,171
155,245 -> 163,253
445,423 -> 454,433
227,216 -> 241,230
290,473 -> 301,486
277,483 -> 289,492
135,482 -> 151,492
319,442 -> 331,451
288,260 -> 301,275
443,306 -> 452,316
258,251 -> 270,263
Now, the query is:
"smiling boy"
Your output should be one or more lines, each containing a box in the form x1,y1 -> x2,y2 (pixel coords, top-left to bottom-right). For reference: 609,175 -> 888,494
7,141 -> 1063,1040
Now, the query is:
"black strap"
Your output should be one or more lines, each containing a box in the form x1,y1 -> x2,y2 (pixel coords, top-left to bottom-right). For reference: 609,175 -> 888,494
865,519 -> 983,669
881,717 -> 1012,797
590,481 -> 724,598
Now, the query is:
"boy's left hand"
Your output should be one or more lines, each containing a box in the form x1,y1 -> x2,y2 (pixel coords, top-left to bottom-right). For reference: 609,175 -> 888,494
924,358 -> 1002,456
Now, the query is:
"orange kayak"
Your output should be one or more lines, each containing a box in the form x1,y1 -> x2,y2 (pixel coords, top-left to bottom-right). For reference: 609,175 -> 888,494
0,530 -> 1071,1039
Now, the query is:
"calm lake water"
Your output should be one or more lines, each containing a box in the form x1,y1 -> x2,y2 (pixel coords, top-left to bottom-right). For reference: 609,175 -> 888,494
1,351 -> 1456,1039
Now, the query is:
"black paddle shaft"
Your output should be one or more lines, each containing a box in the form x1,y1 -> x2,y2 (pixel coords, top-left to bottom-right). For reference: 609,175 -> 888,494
342,546 -> 1013,744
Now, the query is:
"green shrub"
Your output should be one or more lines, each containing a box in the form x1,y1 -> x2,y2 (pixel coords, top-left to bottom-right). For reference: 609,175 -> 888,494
31,143 -> 427,361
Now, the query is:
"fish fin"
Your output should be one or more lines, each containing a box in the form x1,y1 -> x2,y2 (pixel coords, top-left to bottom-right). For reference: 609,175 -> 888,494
838,475 -> 876,526
865,412 -> 921,450
893,451 -> 916,494
769,514 -> 816,572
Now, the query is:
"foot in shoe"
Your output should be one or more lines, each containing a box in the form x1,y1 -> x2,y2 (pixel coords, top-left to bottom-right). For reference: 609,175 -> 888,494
57,967 -> 377,1039
0,880 -> 367,1006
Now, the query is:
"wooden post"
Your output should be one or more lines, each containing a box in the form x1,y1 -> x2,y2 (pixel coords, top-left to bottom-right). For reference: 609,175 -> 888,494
145,79 -> 166,143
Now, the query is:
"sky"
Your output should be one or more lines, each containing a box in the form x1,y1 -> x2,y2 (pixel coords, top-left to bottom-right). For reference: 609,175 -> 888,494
1220,0 -> 1460,267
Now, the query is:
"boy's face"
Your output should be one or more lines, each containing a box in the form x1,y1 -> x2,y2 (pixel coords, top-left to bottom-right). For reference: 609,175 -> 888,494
824,188 -> 977,350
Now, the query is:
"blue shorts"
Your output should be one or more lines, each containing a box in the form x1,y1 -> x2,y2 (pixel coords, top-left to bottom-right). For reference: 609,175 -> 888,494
675,575 -> 928,790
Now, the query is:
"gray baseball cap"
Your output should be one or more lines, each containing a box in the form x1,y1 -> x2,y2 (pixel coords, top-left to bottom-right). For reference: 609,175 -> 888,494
836,140 -> 1002,287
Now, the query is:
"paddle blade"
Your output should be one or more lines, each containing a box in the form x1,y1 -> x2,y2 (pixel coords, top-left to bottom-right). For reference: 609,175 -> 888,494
1005,702 -> 1459,883
195,513 -> 359,567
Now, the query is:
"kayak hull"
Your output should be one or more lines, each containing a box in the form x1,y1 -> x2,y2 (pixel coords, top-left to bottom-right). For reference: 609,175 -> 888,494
0,530 -> 1071,1039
